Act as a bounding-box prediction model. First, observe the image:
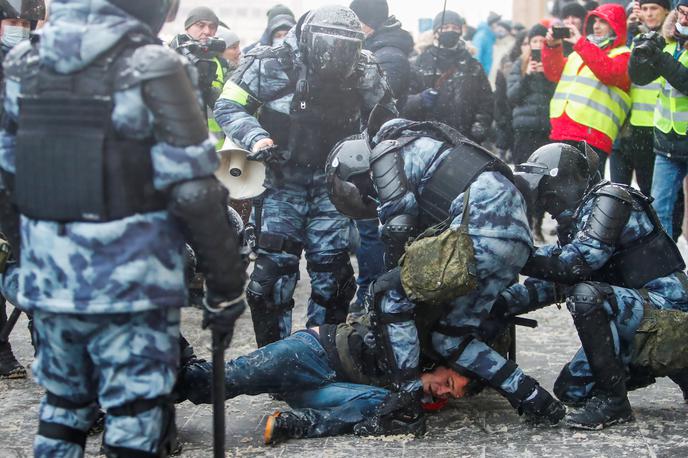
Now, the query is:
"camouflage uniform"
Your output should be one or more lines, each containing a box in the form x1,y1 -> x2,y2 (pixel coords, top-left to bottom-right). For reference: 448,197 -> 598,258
502,190 -> 688,403
370,119 -> 538,401
214,30 -> 395,345
0,1 -> 219,455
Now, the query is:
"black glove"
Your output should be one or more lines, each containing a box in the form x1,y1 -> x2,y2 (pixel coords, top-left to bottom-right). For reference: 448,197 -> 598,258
202,290 -> 246,337
470,121 -> 487,142
420,88 -> 439,110
353,390 -> 426,437
248,144 -> 290,165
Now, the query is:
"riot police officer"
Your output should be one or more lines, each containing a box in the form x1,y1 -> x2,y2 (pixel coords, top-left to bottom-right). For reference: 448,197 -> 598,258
0,0 -> 246,456
215,5 -> 396,348
0,0 -> 45,380
505,143 -> 688,430
325,117 -> 565,436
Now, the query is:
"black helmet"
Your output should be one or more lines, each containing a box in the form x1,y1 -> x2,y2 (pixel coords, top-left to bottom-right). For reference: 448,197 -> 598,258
514,142 -> 600,217
325,134 -> 378,219
0,0 -> 45,21
299,5 -> 365,81
108,0 -> 179,33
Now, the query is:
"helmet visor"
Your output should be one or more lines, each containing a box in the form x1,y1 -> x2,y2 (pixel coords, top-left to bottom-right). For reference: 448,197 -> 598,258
328,174 -> 378,219
309,32 -> 362,79
0,0 -> 45,20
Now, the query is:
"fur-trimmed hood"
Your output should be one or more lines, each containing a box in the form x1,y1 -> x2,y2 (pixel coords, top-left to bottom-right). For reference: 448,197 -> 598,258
663,10 -> 688,49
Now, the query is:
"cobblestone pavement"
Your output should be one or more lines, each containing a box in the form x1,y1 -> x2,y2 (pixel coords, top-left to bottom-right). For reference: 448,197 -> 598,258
1,223 -> 687,457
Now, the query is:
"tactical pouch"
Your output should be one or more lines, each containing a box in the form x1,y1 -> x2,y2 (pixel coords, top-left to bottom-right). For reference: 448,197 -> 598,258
15,96 -> 112,221
631,303 -> 688,376
400,188 -> 477,305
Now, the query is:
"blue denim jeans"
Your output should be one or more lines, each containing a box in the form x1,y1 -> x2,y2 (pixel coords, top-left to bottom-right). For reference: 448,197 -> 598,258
181,331 -> 389,438
650,154 -> 687,239
354,219 -> 385,305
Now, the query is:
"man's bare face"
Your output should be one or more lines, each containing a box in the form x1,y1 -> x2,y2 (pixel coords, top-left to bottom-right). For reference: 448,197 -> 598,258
421,366 -> 470,399
186,20 -> 218,43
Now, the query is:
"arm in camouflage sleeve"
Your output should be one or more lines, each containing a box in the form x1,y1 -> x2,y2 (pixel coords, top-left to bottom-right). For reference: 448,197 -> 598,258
498,278 -> 563,316
358,54 -> 399,125
213,52 -> 293,151
133,45 -> 246,301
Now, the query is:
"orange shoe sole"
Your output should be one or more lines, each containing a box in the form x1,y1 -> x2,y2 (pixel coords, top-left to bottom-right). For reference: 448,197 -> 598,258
264,411 -> 281,445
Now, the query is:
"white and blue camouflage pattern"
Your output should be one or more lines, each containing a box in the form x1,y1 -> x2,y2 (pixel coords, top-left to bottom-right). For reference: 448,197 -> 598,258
371,119 -> 535,395
214,29 -> 395,338
0,1 -> 218,456
503,188 -> 688,402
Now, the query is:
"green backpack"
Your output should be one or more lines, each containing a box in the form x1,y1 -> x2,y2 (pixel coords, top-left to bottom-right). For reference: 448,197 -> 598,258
400,189 -> 478,305
632,303 -> 688,376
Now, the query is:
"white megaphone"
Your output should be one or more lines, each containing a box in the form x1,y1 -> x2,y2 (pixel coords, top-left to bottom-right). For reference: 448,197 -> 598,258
215,137 -> 266,201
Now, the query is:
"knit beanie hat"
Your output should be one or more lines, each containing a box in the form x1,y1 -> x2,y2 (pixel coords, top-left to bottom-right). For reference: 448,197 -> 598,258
528,23 -> 548,40
639,0 -> 671,10
561,2 -> 587,20
350,0 -> 389,29
216,27 -> 240,48
267,4 -> 294,21
433,10 -> 464,32
184,6 -> 219,30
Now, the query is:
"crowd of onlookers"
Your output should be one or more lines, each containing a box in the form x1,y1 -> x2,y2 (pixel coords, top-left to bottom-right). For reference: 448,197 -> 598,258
173,0 -> 688,246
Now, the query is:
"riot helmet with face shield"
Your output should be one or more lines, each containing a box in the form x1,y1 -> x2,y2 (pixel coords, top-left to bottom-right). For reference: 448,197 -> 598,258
107,0 -> 179,33
299,5 -> 365,81
514,142 -> 600,218
325,134 -> 378,219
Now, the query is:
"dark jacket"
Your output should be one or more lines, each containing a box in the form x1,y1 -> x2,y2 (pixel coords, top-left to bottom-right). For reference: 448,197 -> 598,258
404,45 -> 494,143
364,16 -> 414,109
629,11 -> 688,159
507,57 -> 557,132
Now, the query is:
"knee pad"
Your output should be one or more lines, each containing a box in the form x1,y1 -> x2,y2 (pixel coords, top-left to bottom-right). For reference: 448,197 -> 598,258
38,392 -> 95,450
105,397 -> 176,457
308,253 -> 356,321
247,256 -> 298,313
566,282 -> 608,318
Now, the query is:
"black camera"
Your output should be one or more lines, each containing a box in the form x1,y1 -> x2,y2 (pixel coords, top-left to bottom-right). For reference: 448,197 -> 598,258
633,31 -> 666,60
531,48 -> 542,62
171,34 -> 226,64
552,26 -> 571,39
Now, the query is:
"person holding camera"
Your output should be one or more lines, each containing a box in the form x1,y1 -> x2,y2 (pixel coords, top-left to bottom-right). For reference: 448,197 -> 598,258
611,1 -> 671,197
171,7 -> 228,145
629,3 -> 688,238
507,24 -> 557,166
543,3 -> 632,174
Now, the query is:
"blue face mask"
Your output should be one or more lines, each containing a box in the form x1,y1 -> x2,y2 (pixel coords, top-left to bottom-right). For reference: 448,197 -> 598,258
1,25 -> 29,49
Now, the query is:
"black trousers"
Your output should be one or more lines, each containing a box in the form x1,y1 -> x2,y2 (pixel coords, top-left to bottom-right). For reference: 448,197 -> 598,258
609,126 -> 655,196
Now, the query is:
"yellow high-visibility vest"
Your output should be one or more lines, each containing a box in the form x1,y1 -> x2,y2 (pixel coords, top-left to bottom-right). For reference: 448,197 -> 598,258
550,46 -> 631,141
208,57 -> 225,148
655,42 -> 688,136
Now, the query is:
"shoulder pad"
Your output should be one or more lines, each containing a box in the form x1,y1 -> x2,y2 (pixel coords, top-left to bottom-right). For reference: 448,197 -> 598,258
3,40 -> 35,81
371,137 -> 417,163
594,184 -> 634,205
131,45 -> 184,81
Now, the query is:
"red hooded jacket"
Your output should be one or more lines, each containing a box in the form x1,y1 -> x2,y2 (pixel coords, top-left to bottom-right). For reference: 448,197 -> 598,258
543,3 -> 631,154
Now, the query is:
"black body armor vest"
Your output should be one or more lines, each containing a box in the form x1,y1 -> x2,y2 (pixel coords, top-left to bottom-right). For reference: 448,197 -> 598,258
376,121 -> 513,226
254,48 -> 364,170
14,37 -> 165,222
583,184 -> 686,289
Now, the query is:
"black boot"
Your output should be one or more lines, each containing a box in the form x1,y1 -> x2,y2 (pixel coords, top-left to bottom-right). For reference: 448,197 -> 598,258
564,284 -> 634,430
519,385 -> 566,426
263,411 -> 311,445
0,341 -> 25,379
669,370 -> 688,402
565,391 -> 634,430
353,390 -> 426,437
